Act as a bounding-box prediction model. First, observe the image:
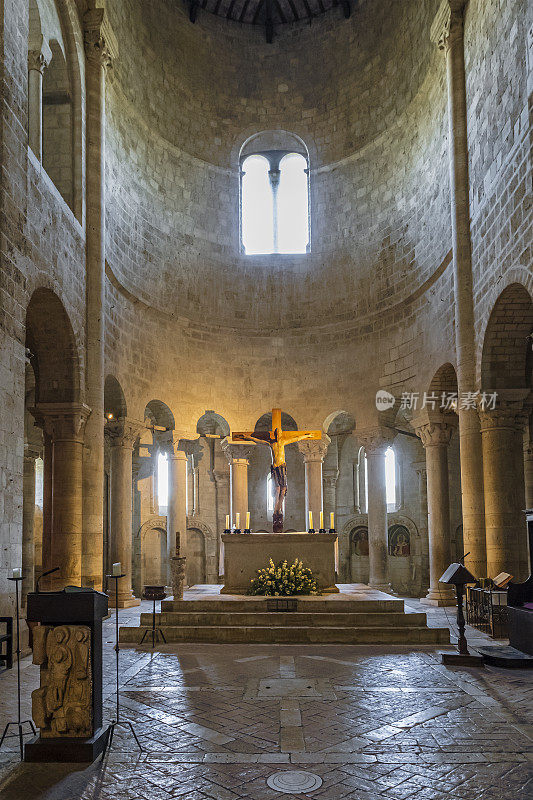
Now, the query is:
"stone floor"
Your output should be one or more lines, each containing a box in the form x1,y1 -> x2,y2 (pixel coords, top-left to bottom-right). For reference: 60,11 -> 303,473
0,590 -> 531,800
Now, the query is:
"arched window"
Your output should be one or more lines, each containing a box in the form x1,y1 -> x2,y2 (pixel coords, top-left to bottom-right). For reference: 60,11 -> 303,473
363,447 -> 397,512
35,456 -> 44,508
267,472 -> 274,513
157,451 -> 168,513
267,472 -> 285,515
241,150 -> 309,255
385,447 -> 396,510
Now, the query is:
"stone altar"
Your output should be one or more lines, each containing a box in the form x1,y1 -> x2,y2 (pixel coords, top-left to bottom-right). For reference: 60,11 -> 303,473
221,532 -> 339,594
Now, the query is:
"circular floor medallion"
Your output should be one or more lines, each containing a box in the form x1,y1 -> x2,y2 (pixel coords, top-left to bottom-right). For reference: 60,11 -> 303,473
267,771 -> 323,794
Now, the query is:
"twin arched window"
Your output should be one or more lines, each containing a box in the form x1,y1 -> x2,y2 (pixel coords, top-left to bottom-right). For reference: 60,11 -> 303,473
241,151 -> 309,255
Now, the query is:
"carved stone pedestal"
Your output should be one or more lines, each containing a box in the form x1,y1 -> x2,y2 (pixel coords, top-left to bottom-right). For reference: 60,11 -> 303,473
170,555 -> 187,600
24,588 -> 108,762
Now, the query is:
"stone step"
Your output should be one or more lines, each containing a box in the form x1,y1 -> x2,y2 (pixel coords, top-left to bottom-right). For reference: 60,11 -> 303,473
119,624 -> 450,645
142,611 -> 429,628
160,598 -> 405,613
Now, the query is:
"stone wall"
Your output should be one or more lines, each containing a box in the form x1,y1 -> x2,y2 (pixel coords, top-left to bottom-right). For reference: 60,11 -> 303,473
0,0 -> 530,613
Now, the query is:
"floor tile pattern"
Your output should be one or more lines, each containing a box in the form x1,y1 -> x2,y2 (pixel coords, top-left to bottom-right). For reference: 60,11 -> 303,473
0,599 -> 531,800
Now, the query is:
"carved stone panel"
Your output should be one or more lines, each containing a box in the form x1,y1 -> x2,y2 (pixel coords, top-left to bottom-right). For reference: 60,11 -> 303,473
32,625 -> 92,738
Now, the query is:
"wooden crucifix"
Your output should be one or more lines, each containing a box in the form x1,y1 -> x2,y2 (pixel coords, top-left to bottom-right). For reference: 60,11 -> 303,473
233,408 -> 322,532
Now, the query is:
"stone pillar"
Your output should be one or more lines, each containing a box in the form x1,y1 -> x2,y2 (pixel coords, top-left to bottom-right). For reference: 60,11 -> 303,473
82,10 -> 118,592
213,468 -> 230,577
413,415 -> 456,605
221,440 -> 253,528
431,1 -> 486,578
412,460 -> 429,595
107,419 -> 142,607
167,440 -> 188,582
323,469 -> 339,525
38,404 -> 90,590
525,439 -> 533,510
358,429 -> 394,591
40,430 -> 53,587
22,445 -> 40,606
27,41 -> 51,161
298,436 -> 330,530
479,396 -> 528,578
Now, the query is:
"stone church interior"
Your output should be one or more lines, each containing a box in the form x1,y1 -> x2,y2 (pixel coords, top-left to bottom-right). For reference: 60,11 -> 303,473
0,0 -> 532,798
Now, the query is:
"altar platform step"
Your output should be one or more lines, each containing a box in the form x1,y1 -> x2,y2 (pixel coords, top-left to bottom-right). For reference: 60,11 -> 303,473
160,598 -> 405,614
120,623 -> 449,645
119,585 -> 450,646
146,611 -> 430,628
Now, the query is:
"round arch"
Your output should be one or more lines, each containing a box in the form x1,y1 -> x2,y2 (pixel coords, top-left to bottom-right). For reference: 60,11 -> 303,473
26,287 -> 80,404
104,375 -> 127,419
481,283 -> 533,391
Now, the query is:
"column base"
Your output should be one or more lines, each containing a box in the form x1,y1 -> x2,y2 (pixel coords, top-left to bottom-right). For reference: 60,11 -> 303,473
108,594 -> 140,609
421,588 -> 456,607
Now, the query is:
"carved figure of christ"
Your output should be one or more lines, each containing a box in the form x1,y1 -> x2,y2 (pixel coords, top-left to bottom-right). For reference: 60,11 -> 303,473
233,408 -> 322,531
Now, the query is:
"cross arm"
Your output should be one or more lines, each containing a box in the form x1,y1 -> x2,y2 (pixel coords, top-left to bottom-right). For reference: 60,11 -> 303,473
233,431 -> 271,445
281,430 -> 322,446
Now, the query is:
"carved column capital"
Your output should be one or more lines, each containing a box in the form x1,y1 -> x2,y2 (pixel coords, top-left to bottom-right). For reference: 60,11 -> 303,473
297,434 -> 330,463
411,459 -> 427,477
323,468 -> 339,489
28,42 -> 52,74
105,417 -> 143,449
357,427 -> 395,456
31,403 -> 91,443
479,400 -> 527,433
430,0 -> 466,52
83,8 -> 118,69
24,441 -> 42,461
412,411 -> 456,447
212,468 -> 229,487
221,438 -> 254,466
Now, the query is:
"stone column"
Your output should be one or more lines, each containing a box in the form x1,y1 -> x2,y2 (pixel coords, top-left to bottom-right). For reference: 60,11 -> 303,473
22,445 -> 40,606
479,396 -> 528,578
358,429 -> 394,591
430,1 -> 486,578
221,440 -> 253,528
523,408 -> 533,509
323,469 -> 339,525
107,419 -> 142,607
40,429 -> 53,587
213,467 -> 230,577
167,435 -> 193,582
38,404 -> 90,590
412,459 -> 429,595
298,436 -> 330,530
413,415 -> 456,605
27,40 -> 51,161
82,10 -> 118,592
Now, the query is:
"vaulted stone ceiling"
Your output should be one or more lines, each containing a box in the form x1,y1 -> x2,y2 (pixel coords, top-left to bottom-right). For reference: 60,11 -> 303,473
187,0 -> 353,41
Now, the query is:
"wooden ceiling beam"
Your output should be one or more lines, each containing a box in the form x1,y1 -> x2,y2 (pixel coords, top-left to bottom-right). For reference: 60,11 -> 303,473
252,0 -> 265,24
265,0 -> 274,42
275,0 -> 287,23
286,0 -> 299,20
239,0 -> 252,22
226,0 -> 238,19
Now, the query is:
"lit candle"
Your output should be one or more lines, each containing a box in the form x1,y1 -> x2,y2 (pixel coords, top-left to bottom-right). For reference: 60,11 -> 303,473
320,511 -> 324,530
246,512 -> 250,530
112,562 -> 121,576
330,512 -> 335,529
225,514 -> 230,530
309,511 -> 313,530
12,568 -> 22,579
236,512 -> 240,529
